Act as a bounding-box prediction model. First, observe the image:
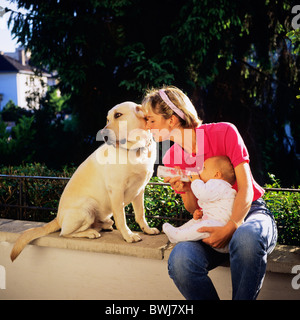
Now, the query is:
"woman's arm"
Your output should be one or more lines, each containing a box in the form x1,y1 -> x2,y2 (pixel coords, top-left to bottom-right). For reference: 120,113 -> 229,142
164,177 -> 199,214
199,161 -> 254,248
230,161 -> 254,226
181,189 -> 199,214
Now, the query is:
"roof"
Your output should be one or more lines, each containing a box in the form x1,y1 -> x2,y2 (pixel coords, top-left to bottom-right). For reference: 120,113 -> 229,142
0,53 -> 51,77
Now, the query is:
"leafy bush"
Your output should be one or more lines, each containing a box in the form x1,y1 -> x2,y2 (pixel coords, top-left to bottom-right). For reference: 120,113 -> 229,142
0,163 -> 75,221
263,174 -> 300,246
126,177 -> 191,230
0,100 -> 32,121
0,115 -> 36,164
0,164 -> 190,227
0,165 -> 299,246
0,90 -> 89,169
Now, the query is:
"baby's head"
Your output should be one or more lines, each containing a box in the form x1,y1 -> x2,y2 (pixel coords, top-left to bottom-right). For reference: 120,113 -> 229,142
200,156 -> 236,185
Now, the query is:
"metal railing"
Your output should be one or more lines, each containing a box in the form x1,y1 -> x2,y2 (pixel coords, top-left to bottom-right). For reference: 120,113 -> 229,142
0,174 -> 69,221
0,174 -> 299,224
0,174 -> 188,224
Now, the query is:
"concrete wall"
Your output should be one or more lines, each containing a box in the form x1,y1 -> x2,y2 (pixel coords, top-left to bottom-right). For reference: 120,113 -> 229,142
0,242 -> 183,300
0,219 -> 299,300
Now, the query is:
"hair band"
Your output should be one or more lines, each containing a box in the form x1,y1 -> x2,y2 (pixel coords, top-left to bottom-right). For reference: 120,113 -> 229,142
158,89 -> 186,120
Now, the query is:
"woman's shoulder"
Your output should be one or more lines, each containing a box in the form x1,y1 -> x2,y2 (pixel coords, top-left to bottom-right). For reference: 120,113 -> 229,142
162,122 -> 241,166
162,143 -> 184,166
199,122 -> 238,132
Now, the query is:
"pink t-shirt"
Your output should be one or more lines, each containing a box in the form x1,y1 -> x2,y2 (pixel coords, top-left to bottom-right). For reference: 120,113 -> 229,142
162,122 -> 264,201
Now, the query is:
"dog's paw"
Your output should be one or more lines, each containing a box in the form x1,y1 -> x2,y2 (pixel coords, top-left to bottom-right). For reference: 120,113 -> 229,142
87,229 -> 101,239
144,227 -> 160,235
99,218 -> 114,230
124,232 -> 142,243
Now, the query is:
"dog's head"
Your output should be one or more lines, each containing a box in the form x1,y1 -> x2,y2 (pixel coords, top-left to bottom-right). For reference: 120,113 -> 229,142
99,102 -> 151,148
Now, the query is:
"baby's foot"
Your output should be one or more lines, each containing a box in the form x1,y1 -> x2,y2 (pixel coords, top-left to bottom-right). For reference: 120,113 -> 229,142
178,218 -> 199,230
162,223 -> 179,243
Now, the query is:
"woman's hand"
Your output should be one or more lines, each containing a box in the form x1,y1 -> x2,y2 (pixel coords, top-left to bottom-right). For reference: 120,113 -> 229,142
164,176 -> 191,193
198,222 -> 237,248
164,176 -> 199,214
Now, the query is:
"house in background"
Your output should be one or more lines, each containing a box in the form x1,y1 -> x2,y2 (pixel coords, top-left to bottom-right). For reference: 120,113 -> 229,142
0,48 -> 55,111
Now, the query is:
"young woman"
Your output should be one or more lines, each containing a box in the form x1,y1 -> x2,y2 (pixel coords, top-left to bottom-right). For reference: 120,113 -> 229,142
142,85 -> 277,300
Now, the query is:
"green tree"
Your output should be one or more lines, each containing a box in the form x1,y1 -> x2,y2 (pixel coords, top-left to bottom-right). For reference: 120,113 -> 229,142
0,115 -> 36,163
4,0 -> 300,185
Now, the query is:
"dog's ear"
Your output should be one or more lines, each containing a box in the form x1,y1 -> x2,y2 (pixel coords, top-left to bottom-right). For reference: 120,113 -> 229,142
135,105 -> 145,118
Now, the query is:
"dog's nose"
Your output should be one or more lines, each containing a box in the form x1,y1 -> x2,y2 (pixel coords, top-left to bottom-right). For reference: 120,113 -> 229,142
99,128 -> 116,145
101,128 -> 108,138
96,128 -> 109,143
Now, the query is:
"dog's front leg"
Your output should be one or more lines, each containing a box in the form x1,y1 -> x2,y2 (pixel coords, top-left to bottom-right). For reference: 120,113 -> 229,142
132,191 -> 160,235
109,189 -> 142,243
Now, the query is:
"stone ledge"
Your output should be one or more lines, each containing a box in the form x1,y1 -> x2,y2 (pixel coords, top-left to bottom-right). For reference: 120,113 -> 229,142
0,218 -> 299,273
266,244 -> 300,274
0,219 -> 170,260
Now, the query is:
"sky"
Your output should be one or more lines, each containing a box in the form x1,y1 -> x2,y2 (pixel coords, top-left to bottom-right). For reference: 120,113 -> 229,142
0,0 -> 27,52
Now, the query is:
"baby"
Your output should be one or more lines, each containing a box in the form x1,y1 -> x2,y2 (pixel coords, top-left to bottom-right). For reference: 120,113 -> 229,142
163,156 -> 237,253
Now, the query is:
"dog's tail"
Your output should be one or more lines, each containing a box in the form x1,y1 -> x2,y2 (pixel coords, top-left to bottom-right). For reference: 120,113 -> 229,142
10,218 -> 60,262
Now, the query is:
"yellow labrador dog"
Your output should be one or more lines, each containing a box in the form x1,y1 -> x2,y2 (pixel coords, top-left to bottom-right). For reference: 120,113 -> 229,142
11,102 -> 159,261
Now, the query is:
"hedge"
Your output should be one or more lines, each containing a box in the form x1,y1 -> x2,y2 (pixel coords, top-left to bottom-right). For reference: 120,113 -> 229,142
0,164 -> 299,246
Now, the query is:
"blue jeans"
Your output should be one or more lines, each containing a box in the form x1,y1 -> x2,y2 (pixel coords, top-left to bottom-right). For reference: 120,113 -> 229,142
168,198 -> 278,300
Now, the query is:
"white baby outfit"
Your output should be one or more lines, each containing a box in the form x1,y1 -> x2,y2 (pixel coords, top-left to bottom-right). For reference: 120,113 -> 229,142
163,179 -> 237,253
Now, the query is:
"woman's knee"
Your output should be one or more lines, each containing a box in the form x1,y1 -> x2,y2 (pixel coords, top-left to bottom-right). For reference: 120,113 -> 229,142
168,242 -> 191,280
229,221 -> 266,262
168,241 -> 222,300
168,241 -> 208,280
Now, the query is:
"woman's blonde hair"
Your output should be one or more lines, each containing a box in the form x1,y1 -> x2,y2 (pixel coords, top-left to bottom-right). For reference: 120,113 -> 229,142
142,85 -> 202,128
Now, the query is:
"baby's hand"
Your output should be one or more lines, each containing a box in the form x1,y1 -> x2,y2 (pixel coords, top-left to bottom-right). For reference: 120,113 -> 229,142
193,209 -> 203,220
188,172 -> 201,182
